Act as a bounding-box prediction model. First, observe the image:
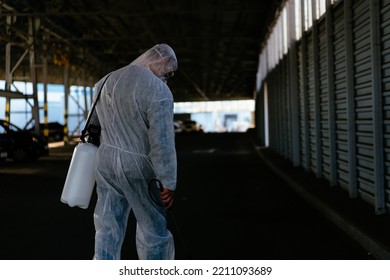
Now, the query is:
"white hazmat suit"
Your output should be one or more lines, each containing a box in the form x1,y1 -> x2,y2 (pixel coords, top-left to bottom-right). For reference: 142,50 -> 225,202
90,44 -> 178,260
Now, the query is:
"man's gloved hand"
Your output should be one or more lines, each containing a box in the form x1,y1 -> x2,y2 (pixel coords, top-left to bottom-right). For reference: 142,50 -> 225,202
160,187 -> 174,209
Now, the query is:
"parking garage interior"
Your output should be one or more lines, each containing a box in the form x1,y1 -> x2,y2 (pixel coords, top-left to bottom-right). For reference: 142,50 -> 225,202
1,0 -> 390,261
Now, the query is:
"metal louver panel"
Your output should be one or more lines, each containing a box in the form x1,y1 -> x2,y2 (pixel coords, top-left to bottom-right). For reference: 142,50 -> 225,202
333,2 -> 350,191
353,0 -> 375,203
268,68 -> 279,152
318,18 -> 330,181
298,40 -> 309,170
267,60 -> 291,157
306,30 -> 317,174
281,58 -> 291,159
381,0 -> 390,211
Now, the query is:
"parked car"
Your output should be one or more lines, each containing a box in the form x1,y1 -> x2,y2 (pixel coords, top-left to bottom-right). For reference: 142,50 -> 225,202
0,144 -> 7,162
182,120 -> 198,133
174,120 -> 183,133
174,120 -> 199,133
0,119 -> 49,161
29,122 -> 65,142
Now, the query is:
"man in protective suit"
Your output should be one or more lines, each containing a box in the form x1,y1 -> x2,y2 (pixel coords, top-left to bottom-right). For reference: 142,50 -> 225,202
90,43 -> 178,260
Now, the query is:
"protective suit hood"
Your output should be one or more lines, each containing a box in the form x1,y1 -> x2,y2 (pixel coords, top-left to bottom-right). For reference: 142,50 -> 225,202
130,43 -> 178,81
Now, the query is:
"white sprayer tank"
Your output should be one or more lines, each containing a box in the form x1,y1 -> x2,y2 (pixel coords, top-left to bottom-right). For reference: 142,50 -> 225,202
61,142 -> 98,209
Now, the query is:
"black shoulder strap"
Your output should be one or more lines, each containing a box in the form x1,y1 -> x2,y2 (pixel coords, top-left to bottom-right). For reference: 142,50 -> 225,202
80,72 -> 112,141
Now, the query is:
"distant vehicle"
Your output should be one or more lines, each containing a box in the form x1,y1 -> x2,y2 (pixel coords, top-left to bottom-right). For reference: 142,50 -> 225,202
0,144 -> 7,162
174,121 -> 183,133
29,122 -> 65,141
182,120 -> 198,133
0,119 -> 49,161
174,120 -> 199,133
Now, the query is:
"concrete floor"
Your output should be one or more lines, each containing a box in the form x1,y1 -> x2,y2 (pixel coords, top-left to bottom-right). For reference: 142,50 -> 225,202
0,133 -> 377,260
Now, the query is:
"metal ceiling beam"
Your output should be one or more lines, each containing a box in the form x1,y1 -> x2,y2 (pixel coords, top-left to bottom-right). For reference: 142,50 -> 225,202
0,0 -> 283,102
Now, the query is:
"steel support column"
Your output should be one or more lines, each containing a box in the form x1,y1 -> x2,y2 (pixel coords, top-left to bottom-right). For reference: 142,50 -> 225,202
42,33 -> 49,139
28,16 -> 41,135
64,63 -> 70,145
4,15 -> 13,122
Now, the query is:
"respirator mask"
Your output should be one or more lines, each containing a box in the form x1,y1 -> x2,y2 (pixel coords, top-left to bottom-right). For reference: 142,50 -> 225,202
160,71 -> 174,83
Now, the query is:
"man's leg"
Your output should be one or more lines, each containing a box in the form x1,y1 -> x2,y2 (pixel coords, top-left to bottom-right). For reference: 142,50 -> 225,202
93,171 -> 130,260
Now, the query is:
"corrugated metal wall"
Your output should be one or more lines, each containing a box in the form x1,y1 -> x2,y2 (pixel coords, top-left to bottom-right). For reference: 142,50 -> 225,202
257,0 -> 390,214
382,0 -> 390,211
